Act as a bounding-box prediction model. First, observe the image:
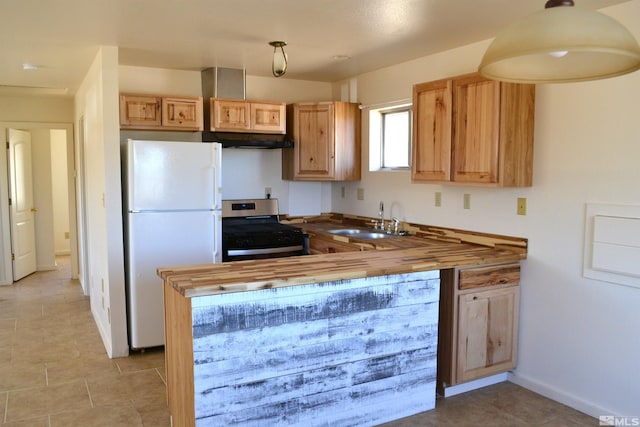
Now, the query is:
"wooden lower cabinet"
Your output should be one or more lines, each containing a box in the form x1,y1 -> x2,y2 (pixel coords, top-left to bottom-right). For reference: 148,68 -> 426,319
437,262 -> 520,394
456,285 -> 519,382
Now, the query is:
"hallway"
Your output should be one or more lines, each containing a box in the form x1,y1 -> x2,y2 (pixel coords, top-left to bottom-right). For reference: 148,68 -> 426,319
0,256 -> 170,426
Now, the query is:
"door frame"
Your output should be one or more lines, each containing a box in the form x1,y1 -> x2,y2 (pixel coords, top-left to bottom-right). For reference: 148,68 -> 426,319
0,121 -> 78,285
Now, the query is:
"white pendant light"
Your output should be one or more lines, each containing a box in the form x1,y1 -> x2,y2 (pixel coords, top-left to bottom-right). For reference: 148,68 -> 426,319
479,0 -> 640,83
269,41 -> 288,77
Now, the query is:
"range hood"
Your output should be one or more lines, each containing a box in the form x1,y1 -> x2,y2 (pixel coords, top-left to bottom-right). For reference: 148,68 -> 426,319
202,131 -> 293,148
201,67 -> 292,149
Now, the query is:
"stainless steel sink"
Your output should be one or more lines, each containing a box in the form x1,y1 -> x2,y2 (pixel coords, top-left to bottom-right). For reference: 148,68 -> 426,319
325,228 -> 391,239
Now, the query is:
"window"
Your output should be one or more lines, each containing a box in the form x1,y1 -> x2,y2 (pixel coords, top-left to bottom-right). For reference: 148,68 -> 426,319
381,107 -> 411,169
368,104 -> 412,171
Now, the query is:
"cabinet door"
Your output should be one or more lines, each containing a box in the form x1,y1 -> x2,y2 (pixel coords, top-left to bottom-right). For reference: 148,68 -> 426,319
293,103 -> 335,179
452,75 -> 500,184
456,285 -> 519,383
162,97 -> 203,130
412,79 -> 452,181
212,99 -> 251,131
120,95 -> 161,128
251,102 -> 286,133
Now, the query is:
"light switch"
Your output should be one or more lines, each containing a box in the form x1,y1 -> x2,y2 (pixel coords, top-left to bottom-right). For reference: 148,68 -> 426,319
357,188 -> 365,200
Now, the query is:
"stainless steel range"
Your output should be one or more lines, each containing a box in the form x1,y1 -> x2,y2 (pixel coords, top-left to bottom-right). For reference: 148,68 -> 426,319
221,199 -> 309,262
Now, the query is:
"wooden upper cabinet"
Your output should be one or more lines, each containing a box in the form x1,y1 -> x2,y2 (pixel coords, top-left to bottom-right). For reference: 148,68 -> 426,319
452,75 -> 500,184
412,73 -> 535,187
162,97 -> 204,130
212,99 -> 251,130
119,94 -> 203,131
282,101 -> 361,181
120,95 -> 161,128
251,102 -> 286,133
210,99 -> 286,134
412,79 -> 452,181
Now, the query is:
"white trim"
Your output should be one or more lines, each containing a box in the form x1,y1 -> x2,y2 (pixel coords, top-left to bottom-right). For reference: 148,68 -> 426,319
442,373 -> 509,397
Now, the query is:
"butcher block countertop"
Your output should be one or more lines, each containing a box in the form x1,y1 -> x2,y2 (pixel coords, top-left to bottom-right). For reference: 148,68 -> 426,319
158,213 -> 527,298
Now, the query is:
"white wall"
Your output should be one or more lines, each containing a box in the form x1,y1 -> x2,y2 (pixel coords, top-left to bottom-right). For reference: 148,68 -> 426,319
75,46 -> 128,358
118,66 -> 334,215
51,129 -> 70,255
331,1 -> 640,418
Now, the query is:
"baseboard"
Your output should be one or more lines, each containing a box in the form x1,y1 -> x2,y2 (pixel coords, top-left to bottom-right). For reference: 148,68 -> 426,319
55,250 -> 71,256
508,372 -> 612,419
91,305 -> 113,358
442,373 -> 509,397
36,264 -> 57,271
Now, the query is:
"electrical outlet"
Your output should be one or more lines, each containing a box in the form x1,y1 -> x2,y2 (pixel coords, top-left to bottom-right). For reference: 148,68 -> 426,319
341,186 -> 345,198
517,197 -> 527,215
357,188 -> 365,200
435,192 -> 442,207
265,187 -> 272,199
463,193 -> 471,210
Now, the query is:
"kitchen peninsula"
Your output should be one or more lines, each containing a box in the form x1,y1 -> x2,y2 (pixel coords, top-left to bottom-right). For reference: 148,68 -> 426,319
158,220 -> 526,427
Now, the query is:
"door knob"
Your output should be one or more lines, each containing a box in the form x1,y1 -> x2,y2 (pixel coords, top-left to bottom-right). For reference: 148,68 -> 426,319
31,208 -> 38,212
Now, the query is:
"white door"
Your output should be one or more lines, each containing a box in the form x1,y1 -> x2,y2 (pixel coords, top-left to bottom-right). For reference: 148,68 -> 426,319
127,210 -> 218,348
126,140 -> 221,211
8,129 -> 37,281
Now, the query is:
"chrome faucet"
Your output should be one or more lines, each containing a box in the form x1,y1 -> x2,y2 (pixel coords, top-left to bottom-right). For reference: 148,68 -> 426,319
378,201 -> 385,231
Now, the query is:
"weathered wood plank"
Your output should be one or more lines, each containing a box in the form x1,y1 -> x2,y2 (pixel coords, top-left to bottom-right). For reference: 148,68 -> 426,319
188,272 -> 440,426
194,324 -> 437,395
191,272 -> 438,335
196,370 -> 436,427
192,301 -> 438,359
194,349 -> 436,417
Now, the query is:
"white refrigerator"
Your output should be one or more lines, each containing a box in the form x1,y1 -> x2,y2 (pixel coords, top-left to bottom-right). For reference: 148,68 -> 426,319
123,139 -> 222,349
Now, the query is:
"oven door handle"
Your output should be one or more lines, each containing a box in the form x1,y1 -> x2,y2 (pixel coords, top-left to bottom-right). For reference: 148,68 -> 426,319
226,245 -> 304,257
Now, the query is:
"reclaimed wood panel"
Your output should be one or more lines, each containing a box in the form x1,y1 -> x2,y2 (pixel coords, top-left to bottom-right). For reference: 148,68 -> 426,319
189,271 -> 440,426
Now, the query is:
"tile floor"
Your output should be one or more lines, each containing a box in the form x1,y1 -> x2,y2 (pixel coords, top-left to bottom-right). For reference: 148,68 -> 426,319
0,257 -> 598,426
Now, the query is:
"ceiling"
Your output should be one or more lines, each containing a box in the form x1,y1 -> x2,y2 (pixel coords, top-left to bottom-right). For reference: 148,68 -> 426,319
0,0 -> 633,96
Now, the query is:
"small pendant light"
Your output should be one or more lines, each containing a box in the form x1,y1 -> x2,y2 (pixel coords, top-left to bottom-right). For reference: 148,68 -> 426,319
269,41 -> 288,77
479,0 -> 640,83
